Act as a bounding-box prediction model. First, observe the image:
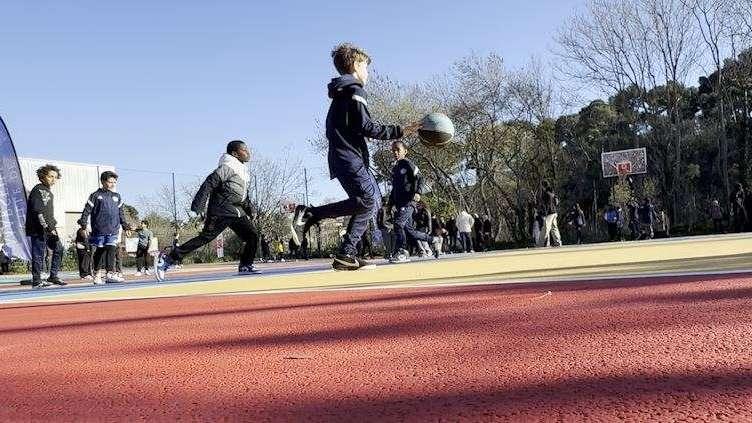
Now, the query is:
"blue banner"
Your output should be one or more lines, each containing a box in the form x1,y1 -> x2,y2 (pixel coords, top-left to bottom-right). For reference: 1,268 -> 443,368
0,116 -> 31,261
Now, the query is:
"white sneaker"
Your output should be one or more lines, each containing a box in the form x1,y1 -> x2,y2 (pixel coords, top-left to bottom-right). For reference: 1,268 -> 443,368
389,249 -> 411,263
83,275 -> 94,281
106,272 -> 124,283
134,271 -> 143,277
144,269 -> 153,276
93,275 -> 105,285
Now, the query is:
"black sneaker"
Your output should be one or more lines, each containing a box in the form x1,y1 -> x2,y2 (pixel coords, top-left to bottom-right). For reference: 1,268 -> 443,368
332,260 -> 360,271
333,253 -> 359,268
355,257 -> 377,269
47,276 -> 67,286
32,280 -> 52,289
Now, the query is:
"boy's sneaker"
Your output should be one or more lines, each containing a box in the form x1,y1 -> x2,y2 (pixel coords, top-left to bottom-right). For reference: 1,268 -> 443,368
333,253 -> 359,268
155,253 -> 173,282
355,257 -> 377,270
389,249 -> 411,263
83,275 -> 94,281
47,276 -> 67,286
431,236 -> 443,259
332,260 -> 360,271
106,272 -> 124,283
238,265 -> 262,275
134,271 -> 143,277
290,205 -> 312,247
144,269 -> 153,276
32,280 -> 52,289
93,275 -> 105,285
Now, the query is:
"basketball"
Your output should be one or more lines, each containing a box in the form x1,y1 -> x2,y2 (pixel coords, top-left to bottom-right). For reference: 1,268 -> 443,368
418,112 -> 455,147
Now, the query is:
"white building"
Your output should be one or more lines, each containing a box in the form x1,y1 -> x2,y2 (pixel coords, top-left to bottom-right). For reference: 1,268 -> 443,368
19,158 -> 115,243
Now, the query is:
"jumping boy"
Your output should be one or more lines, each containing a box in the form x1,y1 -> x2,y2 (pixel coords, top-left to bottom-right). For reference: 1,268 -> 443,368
290,43 -> 418,270
156,140 -> 260,279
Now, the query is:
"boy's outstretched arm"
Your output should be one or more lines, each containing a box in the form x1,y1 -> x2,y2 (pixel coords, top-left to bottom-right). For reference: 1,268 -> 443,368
352,88 -> 404,140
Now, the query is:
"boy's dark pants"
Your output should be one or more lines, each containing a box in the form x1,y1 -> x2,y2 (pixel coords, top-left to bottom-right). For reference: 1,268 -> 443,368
393,204 -> 432,253
309,166 -> 380,256
31,234 -> 63,281
76,248 -> 91,277
171,215 -> 258,266
136,245 -> 150,271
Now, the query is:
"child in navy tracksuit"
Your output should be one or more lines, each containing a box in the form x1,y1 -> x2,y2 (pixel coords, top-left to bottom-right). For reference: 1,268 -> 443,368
388,140 -> 441,261
78,171 -> 130,284
291,43 -> 418,270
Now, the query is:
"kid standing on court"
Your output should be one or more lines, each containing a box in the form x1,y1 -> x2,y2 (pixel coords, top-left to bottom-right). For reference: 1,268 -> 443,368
79,171 -> 131,284
291,43 -> 418,270
26,164 -> 67,288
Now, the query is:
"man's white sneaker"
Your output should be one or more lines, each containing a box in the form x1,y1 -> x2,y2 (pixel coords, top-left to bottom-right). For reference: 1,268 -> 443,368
93,275 -> 105,285
134,271 -> 143,277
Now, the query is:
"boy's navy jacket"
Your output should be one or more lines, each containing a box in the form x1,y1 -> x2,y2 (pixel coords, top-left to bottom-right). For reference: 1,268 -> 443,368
78,188 -> 128,236
390,158 -> 425,207
325,75 -> 403,179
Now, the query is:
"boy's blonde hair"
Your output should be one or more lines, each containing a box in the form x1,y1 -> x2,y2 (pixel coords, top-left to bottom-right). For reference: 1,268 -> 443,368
331,43 -> 371,75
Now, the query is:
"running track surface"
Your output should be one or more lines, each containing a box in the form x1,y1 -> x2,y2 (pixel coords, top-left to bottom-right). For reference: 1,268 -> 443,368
3,273 -> 752,421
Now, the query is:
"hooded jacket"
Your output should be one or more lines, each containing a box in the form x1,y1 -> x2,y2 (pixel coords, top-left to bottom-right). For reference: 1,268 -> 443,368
325,75 -> 403,179
192,153 -> 252,218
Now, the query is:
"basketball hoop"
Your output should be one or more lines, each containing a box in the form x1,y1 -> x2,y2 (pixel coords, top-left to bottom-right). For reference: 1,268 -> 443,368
601,148 -> 647,178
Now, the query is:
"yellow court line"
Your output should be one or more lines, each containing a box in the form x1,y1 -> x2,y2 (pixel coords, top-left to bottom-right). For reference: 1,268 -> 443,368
9,235 -> 752,304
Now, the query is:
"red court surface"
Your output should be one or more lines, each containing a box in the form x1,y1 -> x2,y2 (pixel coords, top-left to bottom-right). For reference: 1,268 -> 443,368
3,273 -> 752,421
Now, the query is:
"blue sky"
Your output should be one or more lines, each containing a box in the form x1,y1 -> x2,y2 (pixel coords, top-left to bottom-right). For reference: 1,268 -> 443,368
1,0 -> 585,212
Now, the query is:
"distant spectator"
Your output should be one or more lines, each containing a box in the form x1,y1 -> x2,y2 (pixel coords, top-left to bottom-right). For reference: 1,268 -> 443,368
0,244 -> 11,275
536,180 -> 561,248
731,183 -> 747,233
604,204 -> 620,242
627,200 -> 640,240
135,220 -> 153,276
567,203 -> 586,245
710,199 -> 724,234
376,202 -> 394,259
473,213 -> 484,251
75,227 -> 92,280
446,217 -> 458,252
482,216 -> 493,251
456,210 -> 475,253
638,198 -> 657,239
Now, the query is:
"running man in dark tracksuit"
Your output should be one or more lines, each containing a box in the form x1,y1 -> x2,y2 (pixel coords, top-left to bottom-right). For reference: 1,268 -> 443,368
157,140 -> 260,279
388,140 -> 441,262
290,43 -> 419,270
